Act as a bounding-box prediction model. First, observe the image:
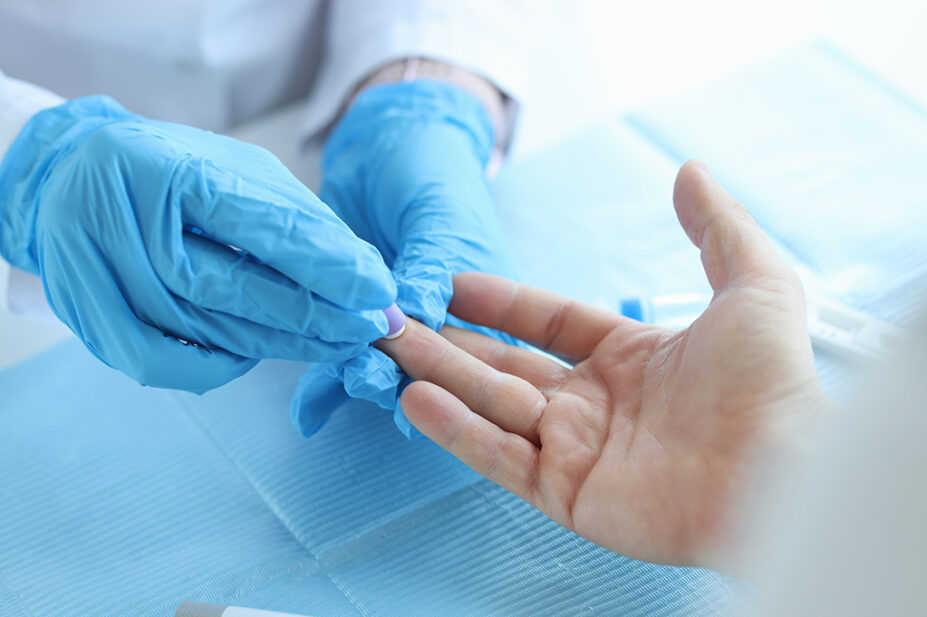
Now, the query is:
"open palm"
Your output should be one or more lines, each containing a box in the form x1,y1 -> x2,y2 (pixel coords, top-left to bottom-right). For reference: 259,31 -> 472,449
379,161 -> 828,568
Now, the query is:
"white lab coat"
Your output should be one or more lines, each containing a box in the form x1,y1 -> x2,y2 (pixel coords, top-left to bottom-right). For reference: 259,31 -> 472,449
0,0 -> 599,320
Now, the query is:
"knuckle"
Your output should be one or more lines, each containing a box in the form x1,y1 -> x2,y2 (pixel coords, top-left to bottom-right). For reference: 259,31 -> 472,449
82,122 -> 134,154
483,431 -> 510,482
543,300 -> 572,349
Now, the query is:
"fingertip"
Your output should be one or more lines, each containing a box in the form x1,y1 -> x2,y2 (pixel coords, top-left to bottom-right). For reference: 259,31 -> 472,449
370,307 -> 391,338
318,234 -> 397,311
401,380 -> 463,439
399,382 -> 431,434
399,380 -> 431,417
689,158 -> 712,176
673,160 -> 794,293
351,256 -> 399,310
673,160 -> 713,234
673,158 -> 752,249
392,396 -> 428,441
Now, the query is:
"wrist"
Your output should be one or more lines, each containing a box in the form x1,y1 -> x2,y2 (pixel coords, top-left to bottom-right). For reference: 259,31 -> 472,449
349,57 -> 509,154
0,74 -> 65,162
326,80 -> 496,171
0,95 -> 134,273
699,384 -> 839,576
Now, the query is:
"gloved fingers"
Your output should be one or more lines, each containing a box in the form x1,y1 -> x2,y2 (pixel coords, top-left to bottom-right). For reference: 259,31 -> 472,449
152,292 -> 374,364
289,360 -> 421,441
339,348 -> 425,440
40,235 -> 259,393
174,164 -> 397,311
44,277 -> 255,393
392,261 -> 455,331
158,230 -> 389,343
115,321 -> 259,393
388,227 -> 511,331
340,347 -> 405,410
289,365 -> 351,438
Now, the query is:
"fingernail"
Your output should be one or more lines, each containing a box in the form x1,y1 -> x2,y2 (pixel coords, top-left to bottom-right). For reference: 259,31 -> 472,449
382,304 -> 406,340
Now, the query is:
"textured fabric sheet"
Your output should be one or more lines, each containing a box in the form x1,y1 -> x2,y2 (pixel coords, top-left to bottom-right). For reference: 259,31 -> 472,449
0,343 -> 742,617
3,42 -> 926,615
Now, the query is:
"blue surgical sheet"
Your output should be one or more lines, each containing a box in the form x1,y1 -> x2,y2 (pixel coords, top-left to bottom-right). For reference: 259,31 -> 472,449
2,43 -> 925,616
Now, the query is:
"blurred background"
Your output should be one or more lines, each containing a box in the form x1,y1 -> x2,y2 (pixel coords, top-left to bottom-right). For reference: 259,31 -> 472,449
1,0 -> 924,368
590,0 -> 927,111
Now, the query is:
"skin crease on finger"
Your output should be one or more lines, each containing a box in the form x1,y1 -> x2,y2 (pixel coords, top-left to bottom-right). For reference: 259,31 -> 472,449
377,294 -> 826,569
380,318 -> 690,559
373,164 -> 831,571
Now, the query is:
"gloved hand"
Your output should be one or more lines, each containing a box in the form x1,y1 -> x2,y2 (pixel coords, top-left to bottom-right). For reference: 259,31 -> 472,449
290,80 -> 517,438
0,96 -> 396,392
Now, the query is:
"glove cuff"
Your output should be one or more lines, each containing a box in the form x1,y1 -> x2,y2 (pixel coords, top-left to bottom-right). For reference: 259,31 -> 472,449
324,80 -> 496,172
0,95 -> 135,273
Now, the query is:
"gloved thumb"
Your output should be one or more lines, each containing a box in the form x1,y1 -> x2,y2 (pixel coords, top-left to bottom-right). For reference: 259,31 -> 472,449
392,259 -> 454,332
390,227 -> 510,332
673,160 -> 798,294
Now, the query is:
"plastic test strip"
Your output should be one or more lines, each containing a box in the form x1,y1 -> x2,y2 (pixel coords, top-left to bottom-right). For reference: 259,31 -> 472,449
175,602 -> 315,617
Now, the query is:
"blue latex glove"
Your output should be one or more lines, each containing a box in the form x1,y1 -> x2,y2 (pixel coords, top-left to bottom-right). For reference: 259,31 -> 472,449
290,80 -> 518,439
0,96 -> 396,393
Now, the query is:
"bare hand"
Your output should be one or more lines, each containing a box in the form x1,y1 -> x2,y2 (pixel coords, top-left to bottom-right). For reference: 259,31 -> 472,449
378,161 -> 829,568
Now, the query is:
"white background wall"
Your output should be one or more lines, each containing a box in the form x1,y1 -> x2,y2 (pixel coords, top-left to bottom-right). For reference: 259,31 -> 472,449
587,0 -> 927,110
1,0 -> 924,369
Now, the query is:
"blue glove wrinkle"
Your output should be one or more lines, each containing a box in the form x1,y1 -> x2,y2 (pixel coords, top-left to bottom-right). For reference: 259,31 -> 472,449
39,225 -> 259,392
289,365 -> 351,438
323,80 -> 494,171
340,347 -> 405,409
0,96 -> 134,273
292,80 -> 513,439
169,159 -> 396,313
1,95 -> 396,392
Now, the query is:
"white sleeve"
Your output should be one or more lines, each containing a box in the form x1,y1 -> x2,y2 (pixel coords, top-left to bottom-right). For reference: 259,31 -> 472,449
300,0 -> 553,147
0,70 -> 64,318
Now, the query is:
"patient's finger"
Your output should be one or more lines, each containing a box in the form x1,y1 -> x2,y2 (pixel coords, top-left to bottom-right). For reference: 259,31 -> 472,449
449,273 -> 635,361
441,325 -> 570,394
378,319 -> 547,444
673,160 -> 799,294
401,380 -> 540,501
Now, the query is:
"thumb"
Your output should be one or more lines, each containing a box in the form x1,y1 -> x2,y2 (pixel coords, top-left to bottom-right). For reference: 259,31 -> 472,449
673,160 -> 796,293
